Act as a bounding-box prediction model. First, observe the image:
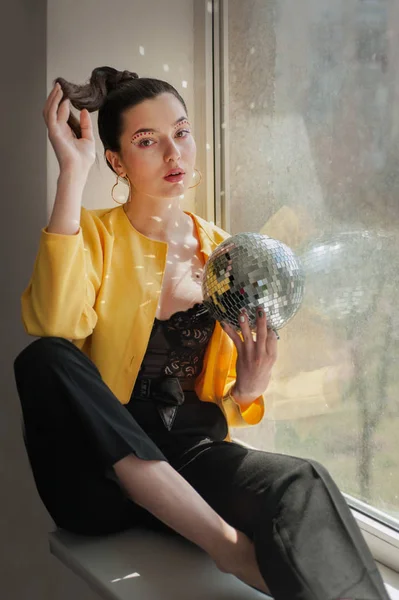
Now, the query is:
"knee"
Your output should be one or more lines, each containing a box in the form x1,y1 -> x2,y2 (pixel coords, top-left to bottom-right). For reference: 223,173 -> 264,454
294,457 -> 333,487
13,337 -> 72,380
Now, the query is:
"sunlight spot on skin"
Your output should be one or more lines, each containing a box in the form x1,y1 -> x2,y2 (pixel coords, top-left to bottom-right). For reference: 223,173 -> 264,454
150,216 -> 163,223
179,194 -> 185,200
173,254 -> 180,259
183,244 -> 190,249
175,221 -> 179,227
166,261 -> 173,265
170,240 -> 178,245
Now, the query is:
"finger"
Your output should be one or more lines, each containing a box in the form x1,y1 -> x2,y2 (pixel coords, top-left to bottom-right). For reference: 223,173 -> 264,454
266,328 -> 279,360
46,84 -> 64,130
80,109 -> 94,142
43,83 -> 60,114
43,83 -> 62,125
238,308 -> 253,346
221,321 -> 243,351
255,307 -> 267,360
56,93 -> 71,123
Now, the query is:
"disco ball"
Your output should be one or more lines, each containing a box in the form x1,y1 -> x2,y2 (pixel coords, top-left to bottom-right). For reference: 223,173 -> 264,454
299,230 -> 397,321
202,232 -> 305,332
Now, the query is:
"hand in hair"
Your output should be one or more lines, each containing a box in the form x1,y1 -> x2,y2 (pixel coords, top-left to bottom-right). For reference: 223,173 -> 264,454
42,82 -> 96,176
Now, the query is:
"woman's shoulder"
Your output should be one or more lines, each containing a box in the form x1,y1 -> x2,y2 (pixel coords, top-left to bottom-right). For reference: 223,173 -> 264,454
80,204 -> 119,223
79,205 -> 123,238
189,211 -> 232,244
73,206 -> 123,260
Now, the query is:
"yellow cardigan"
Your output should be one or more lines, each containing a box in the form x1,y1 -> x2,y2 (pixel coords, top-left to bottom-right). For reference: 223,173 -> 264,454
20,205 -> 265,437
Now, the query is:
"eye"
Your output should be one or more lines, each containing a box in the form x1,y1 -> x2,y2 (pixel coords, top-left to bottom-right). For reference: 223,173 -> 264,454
137,138 -> 155,147
176,129 -> 191,138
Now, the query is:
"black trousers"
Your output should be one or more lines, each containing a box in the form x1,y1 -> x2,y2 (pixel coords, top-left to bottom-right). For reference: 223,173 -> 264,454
13,337 -> 390,600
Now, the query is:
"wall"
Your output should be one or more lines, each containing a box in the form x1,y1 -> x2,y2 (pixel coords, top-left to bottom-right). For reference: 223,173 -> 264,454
47,0 -> 196,214
1,1 -> 195,598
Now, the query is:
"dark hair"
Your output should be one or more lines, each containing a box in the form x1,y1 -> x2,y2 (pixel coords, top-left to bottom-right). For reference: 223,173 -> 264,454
54,66 -> 188,174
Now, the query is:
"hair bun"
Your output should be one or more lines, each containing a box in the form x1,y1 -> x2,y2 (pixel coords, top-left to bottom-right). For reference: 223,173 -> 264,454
89,66 -> 139,95
108,69 -> 139,92
118,70 -> 139,83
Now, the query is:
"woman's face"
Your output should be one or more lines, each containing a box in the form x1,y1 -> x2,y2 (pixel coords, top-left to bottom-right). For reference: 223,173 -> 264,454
116,92 -> 196,199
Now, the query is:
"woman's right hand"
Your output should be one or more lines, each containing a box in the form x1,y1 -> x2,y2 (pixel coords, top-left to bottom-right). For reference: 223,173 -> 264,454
43,82 -> 96,176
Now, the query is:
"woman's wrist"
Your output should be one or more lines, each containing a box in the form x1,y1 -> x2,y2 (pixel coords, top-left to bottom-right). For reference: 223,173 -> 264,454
228,384 -> 261,410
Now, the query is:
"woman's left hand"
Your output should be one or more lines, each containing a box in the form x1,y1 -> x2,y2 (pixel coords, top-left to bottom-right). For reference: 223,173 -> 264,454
221,307 -> 278,403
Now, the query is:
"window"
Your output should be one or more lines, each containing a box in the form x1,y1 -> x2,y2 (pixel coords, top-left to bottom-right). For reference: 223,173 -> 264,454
211,0 -> 399,547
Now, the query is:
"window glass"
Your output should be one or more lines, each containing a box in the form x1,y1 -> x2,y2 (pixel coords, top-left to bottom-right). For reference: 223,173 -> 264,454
225,0 -> 399,525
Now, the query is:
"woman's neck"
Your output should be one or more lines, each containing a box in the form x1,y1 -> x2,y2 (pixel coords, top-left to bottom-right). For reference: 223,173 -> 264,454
123,196 -> 193,242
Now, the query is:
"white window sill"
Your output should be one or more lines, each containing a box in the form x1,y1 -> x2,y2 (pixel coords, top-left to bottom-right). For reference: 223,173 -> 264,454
349,501 -> 399,573
378,563 -> 399,599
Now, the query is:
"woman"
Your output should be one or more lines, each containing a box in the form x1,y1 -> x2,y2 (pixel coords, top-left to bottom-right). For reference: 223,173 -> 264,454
14,66 -> 390,600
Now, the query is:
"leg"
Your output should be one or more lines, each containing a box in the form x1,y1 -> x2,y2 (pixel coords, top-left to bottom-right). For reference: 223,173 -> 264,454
175,440 -> 391,600
14,336 -> 168,534
13,337 -> 266,590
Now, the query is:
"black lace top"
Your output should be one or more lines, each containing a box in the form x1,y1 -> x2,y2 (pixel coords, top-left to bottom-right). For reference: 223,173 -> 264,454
137,302 -> 216,382
126,302 -> 227,457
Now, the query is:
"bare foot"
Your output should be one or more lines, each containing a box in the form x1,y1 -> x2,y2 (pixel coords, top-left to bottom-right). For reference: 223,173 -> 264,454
211,528 -> 271,595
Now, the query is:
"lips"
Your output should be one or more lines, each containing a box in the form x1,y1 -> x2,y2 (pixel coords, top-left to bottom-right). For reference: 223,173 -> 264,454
164,168 -> 185,178
164,168 -> 186,184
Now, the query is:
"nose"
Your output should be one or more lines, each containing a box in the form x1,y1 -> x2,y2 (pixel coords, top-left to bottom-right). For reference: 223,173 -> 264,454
164,137 -> 181,163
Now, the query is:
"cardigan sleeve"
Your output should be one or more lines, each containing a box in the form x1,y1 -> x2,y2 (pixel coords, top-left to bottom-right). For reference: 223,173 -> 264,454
222,370 -> 265,428
20,207 -> 108,340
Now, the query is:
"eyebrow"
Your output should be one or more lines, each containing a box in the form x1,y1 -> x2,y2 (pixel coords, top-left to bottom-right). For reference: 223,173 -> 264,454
131,116 -> 189,137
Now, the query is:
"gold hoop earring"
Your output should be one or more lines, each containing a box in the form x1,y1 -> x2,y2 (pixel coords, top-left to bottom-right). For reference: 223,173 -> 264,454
111,174 -> 131,204
188,168 -> 203,190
